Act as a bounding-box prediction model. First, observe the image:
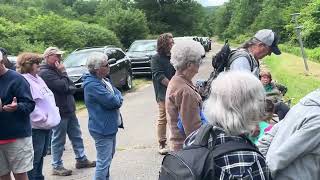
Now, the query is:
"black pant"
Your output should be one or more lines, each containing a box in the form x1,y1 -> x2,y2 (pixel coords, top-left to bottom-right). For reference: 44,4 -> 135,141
274,102 -> 290,120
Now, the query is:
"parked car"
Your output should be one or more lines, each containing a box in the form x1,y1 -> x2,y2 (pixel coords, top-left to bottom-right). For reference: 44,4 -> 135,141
7,55 -> 17,64
126,39 -> 157,76
63,46 -> 133,95
200,37 -> 212,52
7,55 -> 17,70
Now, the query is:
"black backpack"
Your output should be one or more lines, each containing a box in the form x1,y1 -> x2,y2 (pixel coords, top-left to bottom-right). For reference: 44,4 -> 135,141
158,124 -> 261,180
199,41 -> 254,100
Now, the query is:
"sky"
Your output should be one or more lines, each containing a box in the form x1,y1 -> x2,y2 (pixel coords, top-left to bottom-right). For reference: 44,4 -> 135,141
197,0 -> 228,7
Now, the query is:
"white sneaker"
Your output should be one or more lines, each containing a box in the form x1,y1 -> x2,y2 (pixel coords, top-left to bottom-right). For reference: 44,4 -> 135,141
158,143 -> 169,155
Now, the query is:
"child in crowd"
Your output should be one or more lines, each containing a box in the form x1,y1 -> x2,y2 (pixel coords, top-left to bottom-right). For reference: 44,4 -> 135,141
249,99 -> 275,144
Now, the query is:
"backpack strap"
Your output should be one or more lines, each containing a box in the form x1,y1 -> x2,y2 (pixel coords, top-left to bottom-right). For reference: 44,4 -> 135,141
227,49 -> 255,72
192,124 -> 214,147
211,140 -> 263,158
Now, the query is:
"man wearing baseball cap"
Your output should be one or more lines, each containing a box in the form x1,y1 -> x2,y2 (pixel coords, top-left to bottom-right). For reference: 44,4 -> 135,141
228,29 -> 281,78
39,47 -> 96,176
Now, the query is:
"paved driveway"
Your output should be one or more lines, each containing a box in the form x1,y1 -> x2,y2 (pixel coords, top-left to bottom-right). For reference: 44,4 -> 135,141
43,43 -> 221,180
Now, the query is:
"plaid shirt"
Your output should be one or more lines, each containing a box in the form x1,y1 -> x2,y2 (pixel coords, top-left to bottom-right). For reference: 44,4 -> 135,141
209,127 -> 272,180
184,126 -> 272,180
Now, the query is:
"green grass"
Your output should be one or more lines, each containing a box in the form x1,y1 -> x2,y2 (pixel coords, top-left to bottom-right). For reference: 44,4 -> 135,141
75,78 -> 152,111
75,99 -> 86,111
263,53 -> 320,105
126,77 -> 152,93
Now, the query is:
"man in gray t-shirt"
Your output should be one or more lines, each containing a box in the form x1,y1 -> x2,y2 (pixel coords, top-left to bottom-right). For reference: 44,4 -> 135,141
229,29 -> 281,78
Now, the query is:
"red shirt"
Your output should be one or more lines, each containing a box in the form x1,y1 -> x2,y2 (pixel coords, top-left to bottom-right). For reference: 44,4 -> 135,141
0,139 -> 16,145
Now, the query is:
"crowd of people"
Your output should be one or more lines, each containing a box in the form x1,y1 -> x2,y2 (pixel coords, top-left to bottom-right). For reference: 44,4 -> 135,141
152,30 -> 320,179
0,48 -> 97,180
0,28 -> 319,180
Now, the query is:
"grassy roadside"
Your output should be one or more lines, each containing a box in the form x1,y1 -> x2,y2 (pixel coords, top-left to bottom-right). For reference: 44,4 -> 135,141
75,78 -> 152,111
263,54 -> 320,105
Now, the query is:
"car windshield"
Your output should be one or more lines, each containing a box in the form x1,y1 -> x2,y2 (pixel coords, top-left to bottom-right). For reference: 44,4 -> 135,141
128,41 -> 156,52
7,56 -> 17,63
64,49 -> 103,68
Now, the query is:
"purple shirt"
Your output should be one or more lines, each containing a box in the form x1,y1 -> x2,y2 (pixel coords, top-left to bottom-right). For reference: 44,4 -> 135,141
23,73 -> 60,129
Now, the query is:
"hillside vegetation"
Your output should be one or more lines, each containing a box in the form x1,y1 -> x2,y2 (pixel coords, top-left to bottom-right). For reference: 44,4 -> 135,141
264,53 -> 320,105
0,0 -> 212,54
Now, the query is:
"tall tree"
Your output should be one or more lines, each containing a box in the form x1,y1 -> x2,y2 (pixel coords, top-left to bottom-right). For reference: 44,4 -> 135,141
250,0 -> 290,41
224,0 -> 263,38
211,4 -> 232,38
299,0 -> 320,48
134,0 -> 205,36
101,8 -> 149,48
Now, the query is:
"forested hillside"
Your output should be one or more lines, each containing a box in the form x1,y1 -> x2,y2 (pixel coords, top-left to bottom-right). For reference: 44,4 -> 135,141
209,0 -> 319,49
0,0 -> 212,54
0,0 -> 318,56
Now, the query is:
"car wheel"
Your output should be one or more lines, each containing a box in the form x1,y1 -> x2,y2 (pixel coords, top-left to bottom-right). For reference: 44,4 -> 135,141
123,72 -> 133,90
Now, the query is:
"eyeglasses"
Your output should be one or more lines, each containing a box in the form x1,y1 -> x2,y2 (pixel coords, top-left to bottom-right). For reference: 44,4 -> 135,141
103,63 -> 109,67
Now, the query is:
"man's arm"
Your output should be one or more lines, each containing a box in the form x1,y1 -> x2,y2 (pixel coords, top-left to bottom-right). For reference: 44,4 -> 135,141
151,56 -> 169,87
178,91 -> 202,137
266,118 -> 320,174
86,82 -> 123,110
39,70 -> 74,94
9,77 -> 35,114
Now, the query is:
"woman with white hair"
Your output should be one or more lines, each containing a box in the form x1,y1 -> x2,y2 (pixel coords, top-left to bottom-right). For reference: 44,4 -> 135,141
201,71 -> 271,179
83,52 -> 123,180
165,39 -> 205,151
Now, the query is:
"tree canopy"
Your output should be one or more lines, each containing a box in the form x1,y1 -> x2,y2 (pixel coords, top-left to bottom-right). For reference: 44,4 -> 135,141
210,0 -> 319,48
0,0 -> 318,54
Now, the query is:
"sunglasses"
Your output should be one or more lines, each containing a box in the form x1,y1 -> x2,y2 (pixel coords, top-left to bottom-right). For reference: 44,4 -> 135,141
24,60 -> 41,65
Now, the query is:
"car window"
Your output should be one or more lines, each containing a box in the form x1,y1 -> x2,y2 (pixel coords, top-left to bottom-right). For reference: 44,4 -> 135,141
64,49 -> 103,68
7,56 -> 17,63
128,41 -> 157,52
106,50 -> 115,60
116,50 -> 125,60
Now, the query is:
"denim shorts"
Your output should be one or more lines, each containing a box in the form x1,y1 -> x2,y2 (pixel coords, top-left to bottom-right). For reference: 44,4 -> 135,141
0,137 -> 34,176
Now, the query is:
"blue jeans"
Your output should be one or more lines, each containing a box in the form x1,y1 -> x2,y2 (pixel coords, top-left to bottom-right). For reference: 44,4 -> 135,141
52,112 -> 87,168
47,130 -> 52,153
90,131 -> 116,180
28,129 -> 50,180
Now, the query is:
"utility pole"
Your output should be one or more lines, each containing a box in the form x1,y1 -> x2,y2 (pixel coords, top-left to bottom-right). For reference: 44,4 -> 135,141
291,13 -> 309,73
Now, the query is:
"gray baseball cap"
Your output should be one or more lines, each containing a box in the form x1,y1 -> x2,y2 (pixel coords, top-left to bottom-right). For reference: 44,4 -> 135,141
254,29 -> 281,55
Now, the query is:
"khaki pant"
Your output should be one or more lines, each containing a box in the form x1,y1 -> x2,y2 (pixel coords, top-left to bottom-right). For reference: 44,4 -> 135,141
157,101 -> 167,144
0,137 -> 34,176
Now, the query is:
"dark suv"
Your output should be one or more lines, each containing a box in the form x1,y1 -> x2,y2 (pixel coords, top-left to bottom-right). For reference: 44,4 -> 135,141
64,46 -> 133,94
126,40 -> 157,76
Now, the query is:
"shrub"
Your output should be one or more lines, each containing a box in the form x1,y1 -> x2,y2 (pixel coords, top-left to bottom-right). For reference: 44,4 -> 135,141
101,8 -> 149,48
25,13 -> 121,51
279,44 -> 320,63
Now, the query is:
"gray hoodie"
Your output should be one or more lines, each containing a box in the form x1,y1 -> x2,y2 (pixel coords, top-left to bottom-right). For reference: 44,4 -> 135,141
260,89 -> 320,180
